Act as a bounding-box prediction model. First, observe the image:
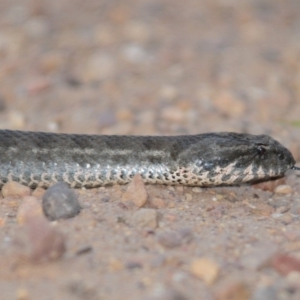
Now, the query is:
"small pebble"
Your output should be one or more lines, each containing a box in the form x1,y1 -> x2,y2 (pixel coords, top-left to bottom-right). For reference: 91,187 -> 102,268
21,216 -> 66,263
161,106 -> 186,122
270,253 -> 300,275
122,174 -> 148,208
274,184 -> 292,195
149,197 -> 166,209
252,177 -> 286,192
8,110 -> 26,129
275,205 -> 290,214
109,258 -> 124,271
42,183 -> 81,220
26,78 -> 51,95
192,187 -> 202,193
16,288 -> 29,300
116,108 -> 133,122
122,43 -> 150,63
0,218 -> 5,226
190,258 -> 220,285
101,196 -> 110,203
97,110 -> 116,128
25,16 -> 50,38
214,278 -> 250,300
6,198 -> 20,209
17,196 -> 44,225
278,213 -> 293,225
284,230 -> 300,241
75,245 -> 93,256
148,285 -> 187,300
157,228 -> 193,248
39,52 -> 63,73
185,193 -> 192,201
132,208 -> 158,229
213,90 -> 246,117
285,272 -> 300,293
125,260 -> 143,269
249,203 -> 275,217
159,85 -> 178,100
175,186 -> 184,192
252,285 -> 277,300
32,187 -> 46,198
84,52 -> 115,81
124,21 -> 149,42
2,181 -> 31,198
291,203 -> 300,215
240,242 -> 278,270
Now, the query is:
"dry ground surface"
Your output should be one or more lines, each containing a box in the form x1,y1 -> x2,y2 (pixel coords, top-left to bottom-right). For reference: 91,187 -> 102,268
1,0 -> 300,299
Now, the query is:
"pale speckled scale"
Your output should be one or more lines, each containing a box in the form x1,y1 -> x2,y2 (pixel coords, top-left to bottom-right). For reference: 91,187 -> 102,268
0,130 -> 296,188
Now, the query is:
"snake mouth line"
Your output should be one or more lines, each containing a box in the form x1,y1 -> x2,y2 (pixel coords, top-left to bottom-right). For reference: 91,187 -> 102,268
292,166 -> 300,171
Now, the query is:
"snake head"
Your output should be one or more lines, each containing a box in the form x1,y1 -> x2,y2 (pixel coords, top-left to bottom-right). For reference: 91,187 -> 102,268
244,135 -> 296,178
178,133 -> 296,185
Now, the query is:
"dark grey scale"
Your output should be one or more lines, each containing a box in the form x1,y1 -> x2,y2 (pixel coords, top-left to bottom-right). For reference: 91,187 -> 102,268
88,174 -> 98,183
140,167 -> 150,178
163,172 -> 169,180
195,160 -> 203,168
221,174 -> 231,182
22,170 -> 31,180
155,172 -> 163,180
119,170 -> 126,180
11,174 -> 20,182
76,174 -> 86,183
32,174 -> 42,182
209,178 -> 215,183
54,172 -> 65,183
95,172 -> 106,184
148,171 -> 154,179
203,161 -> 215,171
251,164 -> 261,177
110,169 -> 118,180
10,174 -> 21,182
98,169 -> 110,182
192,168 -> 201,175
233,173 -> 247,183
72,181 -> 83,188
218,159 -> 231,169
42,174 -> 51,182
207,169 -> 218,178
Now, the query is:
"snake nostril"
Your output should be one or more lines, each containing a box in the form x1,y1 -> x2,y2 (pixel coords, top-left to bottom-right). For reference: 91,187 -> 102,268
278,153 -> 285,160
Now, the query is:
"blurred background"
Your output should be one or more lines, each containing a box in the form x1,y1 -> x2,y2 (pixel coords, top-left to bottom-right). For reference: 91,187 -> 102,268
0,0 -> 300,155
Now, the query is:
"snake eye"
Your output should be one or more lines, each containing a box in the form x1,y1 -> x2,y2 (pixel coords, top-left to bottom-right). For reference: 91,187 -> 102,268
278,153 -> 285,160
257,146 -> 266,155
257,146 -> 266,158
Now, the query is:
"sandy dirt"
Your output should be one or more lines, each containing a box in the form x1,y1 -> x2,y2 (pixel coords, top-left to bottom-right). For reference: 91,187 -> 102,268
1,0 -> 300,299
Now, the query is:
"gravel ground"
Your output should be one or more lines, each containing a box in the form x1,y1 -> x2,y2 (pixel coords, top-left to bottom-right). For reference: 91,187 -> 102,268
1,0 -> 300,299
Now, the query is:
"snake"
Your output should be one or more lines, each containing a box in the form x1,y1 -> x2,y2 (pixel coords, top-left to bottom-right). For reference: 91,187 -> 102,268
0,129 -> 298,189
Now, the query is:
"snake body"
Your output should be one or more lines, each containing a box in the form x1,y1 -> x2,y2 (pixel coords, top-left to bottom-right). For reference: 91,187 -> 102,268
0,130 -> 296,188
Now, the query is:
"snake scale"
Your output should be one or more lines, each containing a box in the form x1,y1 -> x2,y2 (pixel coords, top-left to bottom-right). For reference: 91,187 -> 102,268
0,130 -> 297,189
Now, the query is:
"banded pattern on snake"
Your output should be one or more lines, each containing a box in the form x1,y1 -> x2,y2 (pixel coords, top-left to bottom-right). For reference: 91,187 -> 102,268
0,130 -> 297,188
